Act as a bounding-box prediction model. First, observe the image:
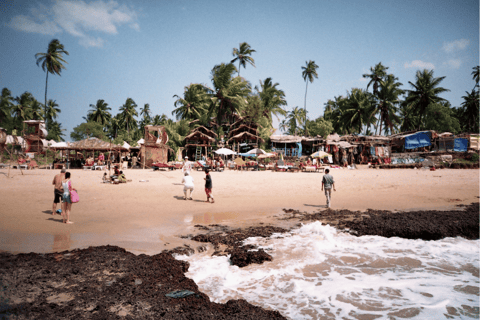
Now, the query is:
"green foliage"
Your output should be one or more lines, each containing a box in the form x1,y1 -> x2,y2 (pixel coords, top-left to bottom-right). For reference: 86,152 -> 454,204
231,42 -> 256,77
471,153 -> 479,163
423,102 -> 460,133
306,117 -> 334,138
71,121 -> 108,141
46,121 -> 65,141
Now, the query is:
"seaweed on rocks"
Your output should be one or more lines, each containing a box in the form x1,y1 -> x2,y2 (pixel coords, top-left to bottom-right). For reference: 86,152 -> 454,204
283,203 -> 479,241
0,245 -> 286,319
190,225 -> 288,268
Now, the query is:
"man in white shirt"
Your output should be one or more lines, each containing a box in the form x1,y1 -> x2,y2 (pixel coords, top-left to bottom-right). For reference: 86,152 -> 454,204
181,172 -> 194,200
182,156 -> 192,174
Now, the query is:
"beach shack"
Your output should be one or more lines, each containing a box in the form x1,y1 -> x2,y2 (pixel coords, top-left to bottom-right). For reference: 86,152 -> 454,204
270,135 -> 302,157
227,121 -> 263,155
469,134 -> 480,150
184,126 -> 217,161
23,120 -> 48,154
140,125 -> 171,167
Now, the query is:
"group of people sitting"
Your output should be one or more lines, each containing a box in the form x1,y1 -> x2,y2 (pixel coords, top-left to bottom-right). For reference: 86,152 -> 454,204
103,165 -> 128,184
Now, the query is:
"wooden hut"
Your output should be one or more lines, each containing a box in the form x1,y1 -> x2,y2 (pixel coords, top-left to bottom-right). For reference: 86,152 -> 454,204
23,120 -> 48,154
184,126 -> 217,161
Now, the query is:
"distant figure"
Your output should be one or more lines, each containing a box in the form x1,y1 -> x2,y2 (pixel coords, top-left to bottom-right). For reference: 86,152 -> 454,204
102,172 -> 108,183
52,168 -> 66,215
98,153 -> 105,165
321,168 -> 336,208
118,171 -> 126,183
204,169 -> 214,203
182,156 -> 192,175
182,171 -> 195,200
62,172 -> 75,224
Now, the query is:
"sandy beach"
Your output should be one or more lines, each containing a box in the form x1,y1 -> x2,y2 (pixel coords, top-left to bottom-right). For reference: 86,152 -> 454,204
0,166 -> 478,255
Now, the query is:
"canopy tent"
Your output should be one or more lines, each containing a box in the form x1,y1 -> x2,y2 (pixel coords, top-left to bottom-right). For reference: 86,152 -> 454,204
214,148 -> 236,155
404,131 -> 432,150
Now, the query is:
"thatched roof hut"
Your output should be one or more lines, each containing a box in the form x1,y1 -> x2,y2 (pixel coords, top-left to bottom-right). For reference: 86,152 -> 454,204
50,137 -> 128,152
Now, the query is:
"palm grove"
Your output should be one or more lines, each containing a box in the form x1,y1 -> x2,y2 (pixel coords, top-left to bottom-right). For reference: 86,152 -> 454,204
0,39 -> 478,158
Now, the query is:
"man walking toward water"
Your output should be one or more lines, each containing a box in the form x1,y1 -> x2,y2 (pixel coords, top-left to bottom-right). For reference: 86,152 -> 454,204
321,168 -> 336,208
52,169 -> 66,215
204,169 -> 214,203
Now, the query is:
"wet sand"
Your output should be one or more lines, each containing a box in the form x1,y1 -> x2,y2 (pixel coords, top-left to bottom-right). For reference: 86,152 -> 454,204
0,166 -> 478,254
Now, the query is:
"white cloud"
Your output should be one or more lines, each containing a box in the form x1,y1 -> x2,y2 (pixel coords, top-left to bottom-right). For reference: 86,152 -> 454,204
443,59 -> 462,69
7,0 -> 139,48
404,60 -> 435,70
442,39 -> 469,53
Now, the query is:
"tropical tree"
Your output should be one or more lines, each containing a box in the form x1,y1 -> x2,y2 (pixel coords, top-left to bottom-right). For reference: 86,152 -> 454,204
283,106 -> 305,135
341,88 -> 374,134
46,121 -> 65,141
362,62 -> 389,96
404,69 -> 449,130
306,116 -> 334,138
35,39 -> 69,118
87,99 -> 111,125
231,42 -> 256,77
119,98 -> 138,136
13,92 -> 35,123
0,88 -> 14,125
172,84 -> 210,120
208,63 -> 251,125
372,75 -> 404,135
45,99 -> 61,128
460,89 -> 479,133
140,103 -> 152,123
301,60 -> 319,134
255,77 -> 287,125
472,65 -> 479,89
423,101 -> 460,134
29,99 -> 44,121
152,114 -> 168,126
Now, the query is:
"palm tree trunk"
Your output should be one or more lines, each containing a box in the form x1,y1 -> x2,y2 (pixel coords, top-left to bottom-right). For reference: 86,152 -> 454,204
44,72 -> 49,126
304,81 -> 308,135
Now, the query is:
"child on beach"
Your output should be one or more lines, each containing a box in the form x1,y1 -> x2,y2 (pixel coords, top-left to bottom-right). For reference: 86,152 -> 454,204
204,169 -> 214,203
182,172 -> 194,200
321,168 -> 336,208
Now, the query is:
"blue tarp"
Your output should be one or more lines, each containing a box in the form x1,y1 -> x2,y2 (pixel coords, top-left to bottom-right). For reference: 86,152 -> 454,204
238,153 -> 257,157
404,131 -> 431,149
454,138 -> 468,152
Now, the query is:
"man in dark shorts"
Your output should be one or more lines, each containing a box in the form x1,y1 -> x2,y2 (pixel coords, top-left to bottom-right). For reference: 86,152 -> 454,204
204,169 -> 214,203
52,168 -> 66,215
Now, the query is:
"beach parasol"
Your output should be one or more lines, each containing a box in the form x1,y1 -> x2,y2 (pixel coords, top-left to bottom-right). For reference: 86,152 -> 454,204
246,148 -> 266,155
214,148 -> 237,155
311,151 -> 332,158
257,152 -> 276,159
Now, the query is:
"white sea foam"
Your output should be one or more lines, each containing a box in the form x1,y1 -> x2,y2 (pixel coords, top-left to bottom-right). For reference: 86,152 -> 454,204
178,222 -> 479,319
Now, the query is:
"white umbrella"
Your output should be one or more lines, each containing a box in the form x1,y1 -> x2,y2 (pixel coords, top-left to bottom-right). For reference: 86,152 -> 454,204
214,148 -> 236,155
246,148 -> 266,155
257,152 -> 275,159
311,151 -> 331,158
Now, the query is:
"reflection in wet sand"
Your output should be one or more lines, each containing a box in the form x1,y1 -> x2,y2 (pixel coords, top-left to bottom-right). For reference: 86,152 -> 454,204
193,212 -> 240,225
53,231 -> 71,252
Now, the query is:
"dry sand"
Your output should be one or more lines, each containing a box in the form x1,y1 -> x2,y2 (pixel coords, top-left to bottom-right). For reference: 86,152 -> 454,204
0,166 -> 478,255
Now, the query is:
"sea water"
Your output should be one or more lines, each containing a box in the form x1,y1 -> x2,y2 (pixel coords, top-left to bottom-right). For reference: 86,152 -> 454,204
178,222 -> 479,319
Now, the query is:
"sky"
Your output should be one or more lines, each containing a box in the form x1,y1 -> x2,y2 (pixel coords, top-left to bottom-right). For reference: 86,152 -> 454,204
0,0 -> 478,140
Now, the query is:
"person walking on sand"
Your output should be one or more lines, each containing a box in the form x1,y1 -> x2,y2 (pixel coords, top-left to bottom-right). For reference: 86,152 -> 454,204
181,171 -> 195,200
61,172 -> 75,224
52,168 -> 66,215
204,169 -> 214,203
321,168 -> 336,208
182,156 -> 192,175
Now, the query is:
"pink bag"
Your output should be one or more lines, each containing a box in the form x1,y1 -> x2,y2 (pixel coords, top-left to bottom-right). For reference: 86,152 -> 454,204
68,181 -> 79,203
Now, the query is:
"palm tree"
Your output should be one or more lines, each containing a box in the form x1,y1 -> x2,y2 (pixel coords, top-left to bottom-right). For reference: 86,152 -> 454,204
371,75 -> 404,135
35,39 -> 69,119
87,99 -> 111,125
13,92 -> 34,124
460,89 -> 479,133
29,99 -> 44,120
231,42 -> 256,77
152,114 -> 168,126
46,121 -> 65,141
255,77 -> 287,125
284,106 -> 305,135
472,66 -> 479,89
301,60 -> 319,134
362,62 -> 389,96
405,69 -> 450,130
0,88 -> 14,125
140,103 -> 152,122
208,63 -> 251,125
45,99 -> 61,128
172,84 -> 210,120
341,88 -> 374,134
119,98 -> 138,136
